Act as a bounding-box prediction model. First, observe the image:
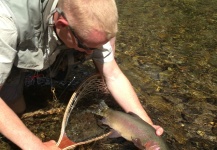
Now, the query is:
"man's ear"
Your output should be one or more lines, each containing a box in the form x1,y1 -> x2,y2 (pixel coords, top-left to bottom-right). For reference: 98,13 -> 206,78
54,15 -> 69,29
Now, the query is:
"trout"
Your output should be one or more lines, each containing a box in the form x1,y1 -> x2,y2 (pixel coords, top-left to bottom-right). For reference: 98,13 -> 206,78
94,101 -> 169,150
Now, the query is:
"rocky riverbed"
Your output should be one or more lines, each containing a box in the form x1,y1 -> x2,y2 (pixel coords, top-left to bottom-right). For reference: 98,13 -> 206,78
0,0 -> 217,149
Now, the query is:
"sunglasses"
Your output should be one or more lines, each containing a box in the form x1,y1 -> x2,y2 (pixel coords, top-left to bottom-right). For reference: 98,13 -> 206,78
56,8 -> 96,50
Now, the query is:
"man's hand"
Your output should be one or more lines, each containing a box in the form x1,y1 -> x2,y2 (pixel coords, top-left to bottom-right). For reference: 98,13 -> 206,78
152,125 -> 164,136
43,140 -> 61,150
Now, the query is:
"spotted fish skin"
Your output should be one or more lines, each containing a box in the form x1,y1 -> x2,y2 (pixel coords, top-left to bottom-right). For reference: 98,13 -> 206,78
96,101 -> 169,150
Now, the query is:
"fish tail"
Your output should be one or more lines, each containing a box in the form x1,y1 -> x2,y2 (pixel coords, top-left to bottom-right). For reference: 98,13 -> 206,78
95,100 -> 109,116
99,100 -> 109,110
87,100 -> 109,116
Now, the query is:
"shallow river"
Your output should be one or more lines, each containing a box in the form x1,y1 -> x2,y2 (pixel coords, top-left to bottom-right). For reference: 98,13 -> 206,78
115,0 -> 217,149
0,0 -> 217,150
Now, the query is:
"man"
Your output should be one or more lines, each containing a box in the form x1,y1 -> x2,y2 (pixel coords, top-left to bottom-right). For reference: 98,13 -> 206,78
0,0 -> 163,149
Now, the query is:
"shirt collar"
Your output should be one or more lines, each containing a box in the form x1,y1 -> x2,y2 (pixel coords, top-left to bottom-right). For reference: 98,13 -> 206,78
47,0 -> 63,45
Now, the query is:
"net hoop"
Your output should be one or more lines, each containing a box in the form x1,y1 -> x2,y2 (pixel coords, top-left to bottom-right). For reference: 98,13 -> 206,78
57,73 -> 110,149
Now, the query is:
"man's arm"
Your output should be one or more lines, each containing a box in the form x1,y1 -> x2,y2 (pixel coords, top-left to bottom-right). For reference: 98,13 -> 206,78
94,38 -> 163,135
95,60 -> 153,124
0,96 -> 60,150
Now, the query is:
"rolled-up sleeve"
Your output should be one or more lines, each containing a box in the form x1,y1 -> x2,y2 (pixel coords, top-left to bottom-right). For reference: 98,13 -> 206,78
0,12 -> 18,86
92,41 -> 114,63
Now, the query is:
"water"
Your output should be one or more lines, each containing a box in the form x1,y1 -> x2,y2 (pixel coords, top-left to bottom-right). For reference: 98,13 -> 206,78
115,0 -> 217,149
1,0 -> 217,149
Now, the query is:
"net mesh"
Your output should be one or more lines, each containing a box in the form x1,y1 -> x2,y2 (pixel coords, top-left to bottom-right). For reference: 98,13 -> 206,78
57,73 -> 113,149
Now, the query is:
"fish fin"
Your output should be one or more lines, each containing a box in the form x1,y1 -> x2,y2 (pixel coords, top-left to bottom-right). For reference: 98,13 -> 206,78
108,129 -> 122,138
128,112 -> 145,120
132,138 -> 146,150
96,117 -> 109,128
99,100 -> 109,110
144,141 -> 161,150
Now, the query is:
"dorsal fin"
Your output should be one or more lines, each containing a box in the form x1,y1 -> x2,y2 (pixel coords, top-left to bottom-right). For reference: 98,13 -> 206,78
127,112 -> 151,127
128,112 -> 143,119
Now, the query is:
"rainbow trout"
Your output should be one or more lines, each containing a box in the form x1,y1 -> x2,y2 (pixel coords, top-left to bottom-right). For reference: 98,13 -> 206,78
94,101 -> 169,150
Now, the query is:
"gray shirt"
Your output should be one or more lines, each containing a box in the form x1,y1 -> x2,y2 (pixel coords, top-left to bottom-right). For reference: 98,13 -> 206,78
0,0 -> 114,86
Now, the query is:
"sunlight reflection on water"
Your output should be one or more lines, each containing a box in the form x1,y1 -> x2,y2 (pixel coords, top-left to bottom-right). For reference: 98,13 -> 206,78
116,0 -> 217,149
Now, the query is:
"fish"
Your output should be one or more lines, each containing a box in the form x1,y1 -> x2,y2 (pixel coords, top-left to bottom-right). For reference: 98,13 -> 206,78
92,101 -> 169,150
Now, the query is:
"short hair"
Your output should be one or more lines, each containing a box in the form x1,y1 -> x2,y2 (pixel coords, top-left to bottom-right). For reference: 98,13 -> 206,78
58,0 -> 118,40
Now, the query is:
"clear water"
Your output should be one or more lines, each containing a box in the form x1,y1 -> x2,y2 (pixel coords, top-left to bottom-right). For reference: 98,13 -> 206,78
1,0 -> 217,149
